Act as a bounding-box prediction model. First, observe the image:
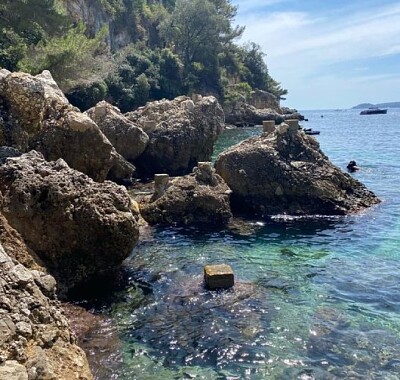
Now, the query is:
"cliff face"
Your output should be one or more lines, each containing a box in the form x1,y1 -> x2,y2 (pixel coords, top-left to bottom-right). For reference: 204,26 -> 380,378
64,0 -> 134,51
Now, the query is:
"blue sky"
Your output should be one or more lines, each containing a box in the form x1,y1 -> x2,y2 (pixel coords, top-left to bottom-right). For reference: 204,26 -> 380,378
233,0 -> 400,109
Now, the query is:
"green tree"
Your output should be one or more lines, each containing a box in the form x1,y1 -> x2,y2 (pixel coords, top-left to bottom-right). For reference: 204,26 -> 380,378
160,0 -> 243,95
19,23 -> 108,91
0,0 -> 69,70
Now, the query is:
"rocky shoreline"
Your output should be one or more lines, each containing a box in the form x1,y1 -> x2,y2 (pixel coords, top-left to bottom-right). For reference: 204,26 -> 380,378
0,70 -> 380,378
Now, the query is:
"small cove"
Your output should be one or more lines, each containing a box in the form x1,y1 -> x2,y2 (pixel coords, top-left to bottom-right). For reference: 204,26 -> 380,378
86,108 -> 400,379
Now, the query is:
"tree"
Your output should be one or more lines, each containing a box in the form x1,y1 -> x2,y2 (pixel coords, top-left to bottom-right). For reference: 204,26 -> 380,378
19,23 -> 109,92
160,0 -> 243,95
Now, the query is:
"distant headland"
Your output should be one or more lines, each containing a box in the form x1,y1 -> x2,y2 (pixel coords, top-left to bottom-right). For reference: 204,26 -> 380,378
352,102 -> 400,109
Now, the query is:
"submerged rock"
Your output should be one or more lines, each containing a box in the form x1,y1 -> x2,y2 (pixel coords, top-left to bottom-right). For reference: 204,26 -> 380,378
140,163 -> 232,226
0,243 -> 92,379
0,70 -> 134,183
215,125 -> 380,216
126,96 -> 225,177
0,151 -> 140,295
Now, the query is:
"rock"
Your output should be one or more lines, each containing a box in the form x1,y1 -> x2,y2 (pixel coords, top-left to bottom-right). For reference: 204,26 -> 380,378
86,101 -> 149,162
0,213 -> 44,271
0,360 -> 28,380
0,243 -> 93,379
126,96 -> 224,177
223,99 -> 304,127
215,125 -> 380,216
248,89 -> 280,110
0,151 -> 140,294
0,70 -> 134,183
204,264 -> 234,290
140,164 -> 232,226
31,271 -> 57,298
0,146 -> 21,164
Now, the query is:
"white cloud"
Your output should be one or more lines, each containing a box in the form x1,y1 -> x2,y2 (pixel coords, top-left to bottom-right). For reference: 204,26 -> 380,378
235,2 -> 400,108
233,0 -> 288,14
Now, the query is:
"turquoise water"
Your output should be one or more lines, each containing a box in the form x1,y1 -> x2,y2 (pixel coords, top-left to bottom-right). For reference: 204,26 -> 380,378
103,109 -> 400,379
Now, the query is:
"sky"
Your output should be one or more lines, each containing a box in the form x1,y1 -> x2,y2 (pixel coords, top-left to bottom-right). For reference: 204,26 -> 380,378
232,0 -> 400,109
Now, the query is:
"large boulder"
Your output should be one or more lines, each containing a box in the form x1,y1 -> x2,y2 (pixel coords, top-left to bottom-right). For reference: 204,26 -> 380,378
0,242 -> 92,379
85,101 -> 149,162
126,96 -> 225,177
0,151 -> 140,294
223,99 -> 303,127
140,162 -> 232,226
215,125 -> 380,216
0,70 -> 134,182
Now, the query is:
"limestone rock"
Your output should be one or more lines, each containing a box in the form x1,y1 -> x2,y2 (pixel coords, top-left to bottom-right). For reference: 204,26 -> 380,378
0,151 -> 140,294
140,163 -> 232,226
223,99 -> 303,127
126,96 -> 225,177
0,243 -> 93,379
215,126 -> 380,216
0,70 -> 134,182
86,101 -> 149,162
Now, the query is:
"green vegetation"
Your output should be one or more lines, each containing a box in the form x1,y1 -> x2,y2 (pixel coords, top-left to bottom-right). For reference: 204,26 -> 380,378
0,0 -> 287,111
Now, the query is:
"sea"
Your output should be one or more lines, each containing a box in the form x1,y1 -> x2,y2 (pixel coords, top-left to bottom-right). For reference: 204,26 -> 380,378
90,108 -> 400,379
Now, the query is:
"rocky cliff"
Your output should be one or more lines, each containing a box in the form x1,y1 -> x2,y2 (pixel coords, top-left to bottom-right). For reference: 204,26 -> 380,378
64,0 -> 136,51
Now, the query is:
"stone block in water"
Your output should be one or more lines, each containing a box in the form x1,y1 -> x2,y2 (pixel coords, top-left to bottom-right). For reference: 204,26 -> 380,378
204,264 -> 234,290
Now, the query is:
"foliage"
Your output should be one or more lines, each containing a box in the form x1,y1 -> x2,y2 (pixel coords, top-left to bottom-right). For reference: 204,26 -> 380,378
19,23 -> 108,91
0,0 -> 288,109
0,0 -> 69,70
66,81 -> 108,111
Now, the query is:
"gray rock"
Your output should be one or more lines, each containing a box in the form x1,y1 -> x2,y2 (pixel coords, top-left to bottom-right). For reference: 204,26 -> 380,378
0,316 -> 16,345
9,265 -> 32,286
31,271 -> 57,298
0,70 -> 133,183
0,243 -> 92,379
0,151 -> 140,294
86,101 -> 149,162
126,96 -> 224,177
223,99 -> 304,127
215,126 -> 380,216
141,165 -> 232,226
0,360 -> 28,380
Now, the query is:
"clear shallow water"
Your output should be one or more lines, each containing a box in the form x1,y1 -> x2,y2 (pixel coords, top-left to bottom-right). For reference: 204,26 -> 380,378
99,109 -> 400,379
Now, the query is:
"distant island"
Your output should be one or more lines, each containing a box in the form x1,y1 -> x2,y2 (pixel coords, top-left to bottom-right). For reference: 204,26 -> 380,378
352,102 -> 400,109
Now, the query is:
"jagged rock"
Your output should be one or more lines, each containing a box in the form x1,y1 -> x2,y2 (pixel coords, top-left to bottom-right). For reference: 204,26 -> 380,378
0,146 -> 21,164
126,96 -> 225,177
86,101 -> 149,162
215,126 -> 380,216
0,213 -> 44,271
0,70 -> 134,182
140,163 -> 232,226
0,151 -> 140,294
223,100 -> 303,127
0,243 -> 92,379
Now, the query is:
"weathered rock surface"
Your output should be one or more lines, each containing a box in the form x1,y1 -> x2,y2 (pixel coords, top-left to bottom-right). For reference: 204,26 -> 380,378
126,96 -> 225,177
0,70 -> 134,182
215,126 -> 380,216
140,163 -> 232,226
0,242 -> 92,379
86,101 -> 149,162
224,100 -> 303,127
0,151 -> 140,294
